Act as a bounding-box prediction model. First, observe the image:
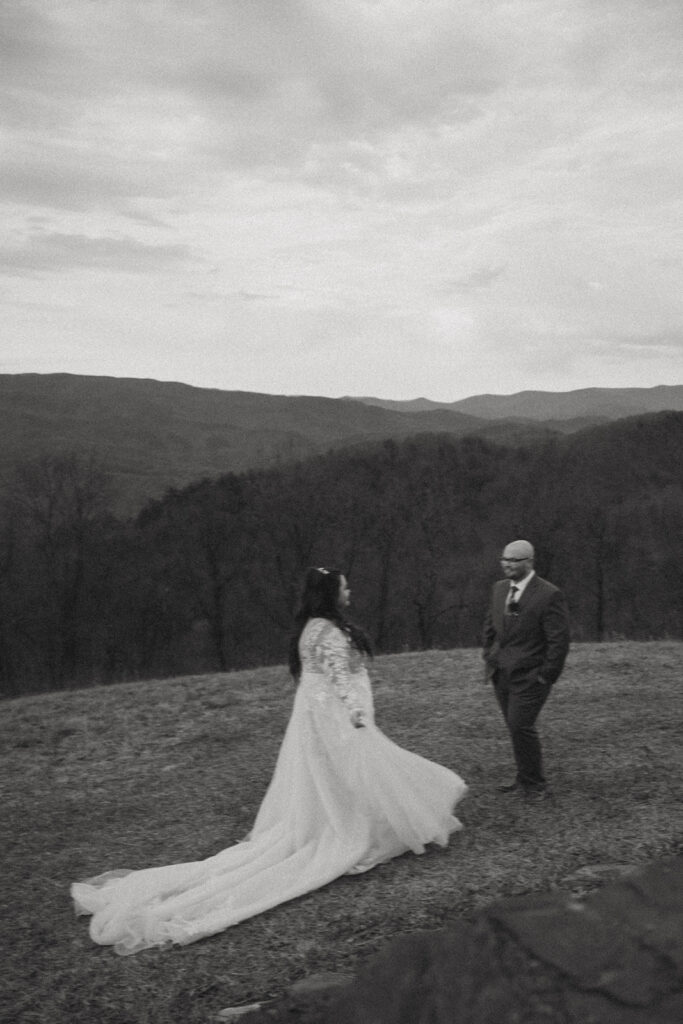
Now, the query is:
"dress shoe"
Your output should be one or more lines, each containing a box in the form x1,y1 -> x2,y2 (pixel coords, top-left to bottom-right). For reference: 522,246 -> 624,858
523,786 -> 550,802
497,780 -> 521,792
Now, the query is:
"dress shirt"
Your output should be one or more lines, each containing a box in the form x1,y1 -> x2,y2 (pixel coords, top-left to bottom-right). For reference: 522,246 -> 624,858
506,570 -> 535,607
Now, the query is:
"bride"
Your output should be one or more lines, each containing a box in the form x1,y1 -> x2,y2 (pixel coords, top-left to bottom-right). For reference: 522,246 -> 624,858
71,567 -> 467,954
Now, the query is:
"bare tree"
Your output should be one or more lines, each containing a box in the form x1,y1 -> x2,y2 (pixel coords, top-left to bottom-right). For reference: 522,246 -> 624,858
8,451 -> 113,688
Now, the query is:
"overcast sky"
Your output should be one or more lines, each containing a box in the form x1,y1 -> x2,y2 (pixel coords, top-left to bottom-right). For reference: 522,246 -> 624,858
2,0 -> 681,401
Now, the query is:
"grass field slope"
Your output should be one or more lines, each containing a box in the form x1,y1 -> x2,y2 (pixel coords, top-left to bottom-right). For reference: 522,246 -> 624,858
2,640 -> 681,1024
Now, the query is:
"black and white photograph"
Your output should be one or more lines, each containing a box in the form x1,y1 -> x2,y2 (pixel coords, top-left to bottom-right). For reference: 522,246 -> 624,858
1,2 -> 682,1022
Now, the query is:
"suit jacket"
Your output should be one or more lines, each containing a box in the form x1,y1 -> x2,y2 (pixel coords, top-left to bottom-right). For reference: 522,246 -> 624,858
482,574 -> 570,687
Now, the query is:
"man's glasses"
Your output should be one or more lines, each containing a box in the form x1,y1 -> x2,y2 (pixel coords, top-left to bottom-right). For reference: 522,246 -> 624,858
500,557 -> 529,563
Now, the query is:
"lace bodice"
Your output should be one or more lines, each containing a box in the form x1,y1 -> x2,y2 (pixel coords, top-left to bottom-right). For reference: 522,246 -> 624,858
299,617 -> 371,718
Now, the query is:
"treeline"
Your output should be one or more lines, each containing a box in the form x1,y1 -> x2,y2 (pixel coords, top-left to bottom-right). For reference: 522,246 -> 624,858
1,412 -> 682,697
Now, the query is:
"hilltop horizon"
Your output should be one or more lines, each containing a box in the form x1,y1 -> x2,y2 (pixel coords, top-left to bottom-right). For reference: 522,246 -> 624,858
6,370 -> 683,406
3,373 -> 683,514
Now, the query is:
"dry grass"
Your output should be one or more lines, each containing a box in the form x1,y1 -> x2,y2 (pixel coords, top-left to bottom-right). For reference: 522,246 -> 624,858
2,641 -> 682,1024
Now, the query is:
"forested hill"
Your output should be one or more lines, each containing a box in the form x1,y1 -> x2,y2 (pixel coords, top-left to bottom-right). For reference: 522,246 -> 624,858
0,373 -> 637,514
2,410 -> 682,697
0,373 -> 506,513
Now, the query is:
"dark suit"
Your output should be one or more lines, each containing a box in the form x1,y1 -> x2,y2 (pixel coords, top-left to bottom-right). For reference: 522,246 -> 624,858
482,573 -> 570,790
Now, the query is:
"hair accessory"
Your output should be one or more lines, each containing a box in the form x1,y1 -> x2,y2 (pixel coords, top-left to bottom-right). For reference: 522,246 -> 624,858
316,567 -> 329,575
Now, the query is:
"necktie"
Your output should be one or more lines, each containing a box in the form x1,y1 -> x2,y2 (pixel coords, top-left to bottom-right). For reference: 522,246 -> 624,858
508,585 -> 519,612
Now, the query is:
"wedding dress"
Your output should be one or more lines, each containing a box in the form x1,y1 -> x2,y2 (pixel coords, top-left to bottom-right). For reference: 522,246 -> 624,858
71,618 -> 467,954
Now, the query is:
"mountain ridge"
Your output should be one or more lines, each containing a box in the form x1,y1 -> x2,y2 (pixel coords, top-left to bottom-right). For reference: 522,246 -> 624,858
350,384 -> 683,420
2,373 -> 681,513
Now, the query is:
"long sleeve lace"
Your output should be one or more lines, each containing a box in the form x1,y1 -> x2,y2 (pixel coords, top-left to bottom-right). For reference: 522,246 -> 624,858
299,619 -> 367,718
320,623 -> 365,715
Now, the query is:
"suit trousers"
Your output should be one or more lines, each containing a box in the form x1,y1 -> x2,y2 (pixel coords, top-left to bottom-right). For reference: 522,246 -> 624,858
493,673 -> 550,789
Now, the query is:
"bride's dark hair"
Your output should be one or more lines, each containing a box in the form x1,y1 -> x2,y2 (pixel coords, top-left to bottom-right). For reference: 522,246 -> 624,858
288,566 -> 373,679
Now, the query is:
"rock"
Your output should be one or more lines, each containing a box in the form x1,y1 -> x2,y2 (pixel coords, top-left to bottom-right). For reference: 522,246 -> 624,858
216,972 -> 354,1023
489,891 -> 669,1006
324,855 -> 683,1024
215,1004 -> 263,1021
560,863 -> 639,887
289,972 -> 355,996
238,856 -> 683,1023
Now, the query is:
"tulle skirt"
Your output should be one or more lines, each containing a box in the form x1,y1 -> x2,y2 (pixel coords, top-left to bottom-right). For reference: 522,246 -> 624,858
71,671 -> 467,954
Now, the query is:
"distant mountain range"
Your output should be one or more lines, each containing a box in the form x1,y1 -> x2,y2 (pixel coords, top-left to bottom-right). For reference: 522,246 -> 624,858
1,374 -> 681,513
352,385 -> 683,420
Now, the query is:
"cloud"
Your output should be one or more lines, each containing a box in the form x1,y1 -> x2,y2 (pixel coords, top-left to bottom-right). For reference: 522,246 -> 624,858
3,0 -> 680,210
0,150 -> 159,211
235,290 -> 278,302
0,231 -> 193,276
446,265 -> 507,292
585,330 -> 683,358
1,0 -> 681,399
1,0 -> 508,208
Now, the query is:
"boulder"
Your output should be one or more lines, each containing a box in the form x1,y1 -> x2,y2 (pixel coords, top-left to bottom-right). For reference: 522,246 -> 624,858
238,856 -> 683,1023
328,856 -> 683,1024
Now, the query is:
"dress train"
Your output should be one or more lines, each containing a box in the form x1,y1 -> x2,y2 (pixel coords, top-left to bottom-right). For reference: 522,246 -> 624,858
71,619 -> 467,953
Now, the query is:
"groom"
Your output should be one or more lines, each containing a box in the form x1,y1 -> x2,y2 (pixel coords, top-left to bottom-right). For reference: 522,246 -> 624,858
482,539 -> 570,799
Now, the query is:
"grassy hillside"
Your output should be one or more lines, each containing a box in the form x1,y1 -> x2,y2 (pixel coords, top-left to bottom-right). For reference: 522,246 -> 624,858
2,641 -> 681,1023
